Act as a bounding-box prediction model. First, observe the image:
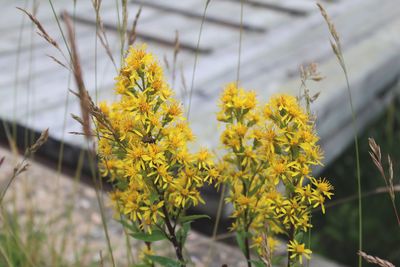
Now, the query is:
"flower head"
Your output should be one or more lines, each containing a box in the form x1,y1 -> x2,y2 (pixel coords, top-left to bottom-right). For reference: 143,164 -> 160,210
95,45 -> 214,233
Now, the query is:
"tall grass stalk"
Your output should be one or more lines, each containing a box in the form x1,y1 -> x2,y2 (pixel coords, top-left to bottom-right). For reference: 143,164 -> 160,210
317,4 -> 362,266
24,0 -> 39,151
12,1 -> 29,149
236,0 -> 244,86
205,183 -> 226,266
48,0 -> 72,60
187,0 -> 211,119
236,2 -> 253,267
48,5 -> 117,264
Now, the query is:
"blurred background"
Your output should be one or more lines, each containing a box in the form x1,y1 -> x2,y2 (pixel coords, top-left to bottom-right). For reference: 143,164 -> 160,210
0,0 -> 399,266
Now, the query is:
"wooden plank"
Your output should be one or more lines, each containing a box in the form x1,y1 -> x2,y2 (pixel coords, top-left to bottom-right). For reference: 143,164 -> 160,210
2,0 -> 399,172
131,0 -> 266,33
218,0 -> 313,16
185,2 -> 400,166
68,12 -> 213,54
178,0 -> 398,97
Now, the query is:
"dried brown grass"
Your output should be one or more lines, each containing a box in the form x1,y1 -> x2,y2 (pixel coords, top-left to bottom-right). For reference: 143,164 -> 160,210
16,7 -> 60,50
368,138 -> 400,226
61,11 -> 91,140
91,0 -> 117,69
128,6 -> 142,46
358,251 -> 395,267
0,129 -> 48,204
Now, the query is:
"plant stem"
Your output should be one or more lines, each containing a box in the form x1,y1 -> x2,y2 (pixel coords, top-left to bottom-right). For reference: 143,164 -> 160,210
287,226 -> 294,267
244,230 -> 251,267
161,205 -> 185,266
145,242 -> 155,267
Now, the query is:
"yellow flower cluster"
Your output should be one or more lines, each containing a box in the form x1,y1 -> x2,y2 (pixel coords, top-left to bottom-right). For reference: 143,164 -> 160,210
217,83 -> 333,264
96,45 -> 214,233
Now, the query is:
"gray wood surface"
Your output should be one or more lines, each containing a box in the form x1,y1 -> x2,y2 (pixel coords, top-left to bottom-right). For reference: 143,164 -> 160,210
1,0 -> 400,168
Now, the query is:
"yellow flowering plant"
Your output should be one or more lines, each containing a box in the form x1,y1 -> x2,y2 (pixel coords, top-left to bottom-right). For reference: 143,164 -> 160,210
216,83 -> 333,267
92,45 -> 215,266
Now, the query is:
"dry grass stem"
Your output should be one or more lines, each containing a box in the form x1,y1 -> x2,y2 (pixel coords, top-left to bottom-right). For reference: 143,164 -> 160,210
172,30 -> 180,88
128,6 -> 142,46
259,233 -> 272,267
122,0 -> 128,45
358,251 -> 395,267
70,89 -> 124,151
16,7 -> 60,50
0,128 -> 48,204
315,185 -> 400,213
317,4 -> 363,265
62,11 -> 91,140
298,63 -> 323,114
71,113 -> 85,126
163,55 -> 170,71
47,54 -> 68,69
180,65 -> 188,103
91,0 -> 117,69
28,128 -> 49,154
317,3 -> 344,70
368,138 -> 400,226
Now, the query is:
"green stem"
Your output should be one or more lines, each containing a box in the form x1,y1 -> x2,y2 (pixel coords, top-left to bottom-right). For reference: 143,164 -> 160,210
161,205 -> 185,266
287,226 -> 295,267
244,226 -> 252,267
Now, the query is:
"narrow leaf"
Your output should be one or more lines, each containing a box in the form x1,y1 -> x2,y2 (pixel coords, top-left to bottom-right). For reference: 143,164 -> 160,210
235,231 -> 247,255
179,214 -> 210,223
146,255 -> 181,267
131,230 -> 167,242
249,260 -> 265,267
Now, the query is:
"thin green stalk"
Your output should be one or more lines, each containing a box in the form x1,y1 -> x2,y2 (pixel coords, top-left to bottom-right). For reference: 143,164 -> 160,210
238,4 -> 250,265
25,0 -> 37,151
236,0 -> 244,86
0,196 -> 40,267
13,1 -> 28,147
86,144 -> 116,267
120,0 -> 128,60
307,218 -> 312,267
187,0 -> 211,120
205,183 -> 226,266
0,245 -> 13,267
114,0 -> 123,65
343,67 -> 362,267
94,7 -> 99,104
317,4 -> 362,265
48,0 -> 72,60
55,149 -> 84,266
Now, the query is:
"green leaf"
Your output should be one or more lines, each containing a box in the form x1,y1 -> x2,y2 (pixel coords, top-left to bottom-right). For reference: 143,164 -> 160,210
179,214 -> 210,223
176,222 -> 191,246
249,260 -> 265,267
235,230 -> 248,255
130,230 -> 167,242
249,181 -> 263,196
146,255 -> 181,267
118,218 -> 139,233
272,255 -> 285,265
295,231 -> 304,242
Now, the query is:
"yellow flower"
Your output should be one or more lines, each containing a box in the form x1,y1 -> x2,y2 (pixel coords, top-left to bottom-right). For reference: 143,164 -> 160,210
312,177 -> 334,199
94,45 -> 214,234
287,240 -> 312,264
217,87 -> 332,263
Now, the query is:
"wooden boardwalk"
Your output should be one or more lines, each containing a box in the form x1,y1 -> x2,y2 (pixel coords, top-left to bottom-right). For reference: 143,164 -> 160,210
1,0 -> 400,169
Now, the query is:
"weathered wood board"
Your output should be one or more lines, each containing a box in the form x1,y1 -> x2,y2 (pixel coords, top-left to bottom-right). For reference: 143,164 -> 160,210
1,0 -> 400,171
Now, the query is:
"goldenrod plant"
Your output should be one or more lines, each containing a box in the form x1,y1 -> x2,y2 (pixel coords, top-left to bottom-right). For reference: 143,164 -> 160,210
216,83 -> 333,267
69,43 -> 334,266
94,45 -> 216,266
